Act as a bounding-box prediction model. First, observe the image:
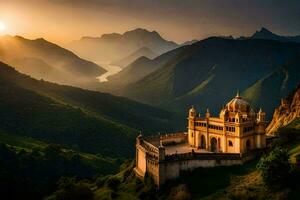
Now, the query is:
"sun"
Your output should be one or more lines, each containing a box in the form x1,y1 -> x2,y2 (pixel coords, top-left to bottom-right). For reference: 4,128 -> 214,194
0,21 -> 6,32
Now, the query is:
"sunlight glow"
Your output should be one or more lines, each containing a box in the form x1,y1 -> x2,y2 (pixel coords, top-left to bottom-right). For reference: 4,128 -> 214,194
0,21 -> 6,32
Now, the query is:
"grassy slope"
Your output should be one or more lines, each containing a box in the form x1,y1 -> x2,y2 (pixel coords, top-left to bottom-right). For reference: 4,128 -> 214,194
0,130 -> 118,172
0,130 -> 122,200
287,118 -> 300,164
0,62 -> 184,158
243,57 -> 300,116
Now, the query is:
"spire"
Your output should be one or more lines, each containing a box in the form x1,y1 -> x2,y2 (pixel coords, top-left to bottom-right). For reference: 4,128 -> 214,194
159,139 -> 163,147
236,89 -> 240,98
190,105 -> 195,111
206,108 -> 210,118
138,130 -> 143,137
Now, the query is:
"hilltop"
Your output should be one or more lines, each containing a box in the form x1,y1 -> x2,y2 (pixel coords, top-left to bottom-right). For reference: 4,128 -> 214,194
249,27 -> 300,43
0,35 -> 106,87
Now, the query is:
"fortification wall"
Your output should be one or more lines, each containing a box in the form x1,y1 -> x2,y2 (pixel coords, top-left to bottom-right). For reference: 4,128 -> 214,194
157,152 -> 252,186
160,132 -> 187,145
135,132 -> 257,187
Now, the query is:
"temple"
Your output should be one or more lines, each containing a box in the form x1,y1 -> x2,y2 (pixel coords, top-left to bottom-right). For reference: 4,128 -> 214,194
134,93 -> 267,187
188,92 -> 266,153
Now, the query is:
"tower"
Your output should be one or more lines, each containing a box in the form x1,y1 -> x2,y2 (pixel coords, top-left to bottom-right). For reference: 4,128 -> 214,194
257,108 -> 266,123
158,140 -> 165,161
256,108 -> 266,148
188,106 -> 196,146
205,108 -> 210,118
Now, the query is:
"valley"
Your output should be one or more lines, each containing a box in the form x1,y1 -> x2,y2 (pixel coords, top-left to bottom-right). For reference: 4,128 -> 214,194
0,2 -> 299,198
96,61 -> 122,82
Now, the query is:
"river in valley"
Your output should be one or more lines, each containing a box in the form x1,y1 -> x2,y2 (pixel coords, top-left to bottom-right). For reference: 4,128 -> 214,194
96,61 -> 122,82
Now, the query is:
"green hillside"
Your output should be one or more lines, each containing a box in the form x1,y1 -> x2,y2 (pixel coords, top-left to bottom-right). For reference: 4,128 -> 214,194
121,38 -> 300,117
98,45 -> 188,94
0,61 -> 184,158
243,57 -> 300,116
0,131 -> 120,200
0,61 -> 184,199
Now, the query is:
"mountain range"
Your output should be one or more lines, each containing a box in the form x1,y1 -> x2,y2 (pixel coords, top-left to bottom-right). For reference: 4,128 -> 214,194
248,27 -> 300,43
115,37 -> 300,118
67,28 -> 179,65
111,46 -> 157,68
0,35 -> 106,86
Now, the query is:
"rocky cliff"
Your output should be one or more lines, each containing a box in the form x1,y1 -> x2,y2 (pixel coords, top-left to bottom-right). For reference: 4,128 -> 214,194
266,84 -> 300,135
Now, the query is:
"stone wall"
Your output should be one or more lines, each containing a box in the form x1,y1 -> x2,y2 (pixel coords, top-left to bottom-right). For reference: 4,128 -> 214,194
161,132 -> 187,145
157,152 -> 252,186
134,133 -> 256,187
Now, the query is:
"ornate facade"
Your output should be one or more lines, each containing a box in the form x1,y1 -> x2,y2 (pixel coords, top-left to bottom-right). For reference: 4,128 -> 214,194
188,92 -> 266,153
134,93 -> 267,187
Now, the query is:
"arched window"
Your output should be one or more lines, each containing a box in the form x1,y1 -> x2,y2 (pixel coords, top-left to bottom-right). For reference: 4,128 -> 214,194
211,137 -> 217,152
229,140 -> 233,147
200,135 -> 206,149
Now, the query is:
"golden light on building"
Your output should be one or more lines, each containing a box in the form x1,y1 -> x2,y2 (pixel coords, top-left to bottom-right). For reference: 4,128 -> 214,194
134,92 -> 267,187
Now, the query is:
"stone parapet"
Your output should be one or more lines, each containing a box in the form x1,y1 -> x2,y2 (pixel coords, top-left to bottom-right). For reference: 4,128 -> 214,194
164,152 -> 242,162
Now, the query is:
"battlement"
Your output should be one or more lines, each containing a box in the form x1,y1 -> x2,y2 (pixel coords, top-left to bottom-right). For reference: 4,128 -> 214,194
142,132 -> 188,147
164,152 -> 243,162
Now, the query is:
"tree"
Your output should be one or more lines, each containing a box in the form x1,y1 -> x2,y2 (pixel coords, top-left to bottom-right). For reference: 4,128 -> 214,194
54,177 -> 93,200
257,147 -> 291,188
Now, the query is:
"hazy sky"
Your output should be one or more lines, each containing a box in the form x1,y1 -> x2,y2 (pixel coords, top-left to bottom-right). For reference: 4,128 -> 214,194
0,0 -> 299,44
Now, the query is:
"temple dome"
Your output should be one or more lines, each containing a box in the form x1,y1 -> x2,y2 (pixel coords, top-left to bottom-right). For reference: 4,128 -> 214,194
226,92 -> 250,112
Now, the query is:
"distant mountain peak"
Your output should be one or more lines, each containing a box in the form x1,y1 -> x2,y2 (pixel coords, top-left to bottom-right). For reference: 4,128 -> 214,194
14,35 -> 26,40
111,46 -> 157,68
123,28 -> 162,39
131,28 -> 150,32
100,32 -> 122,40
243,27 -> 300,43
69,28 -> 179,62
35,38 -> 48,42
259,27 -> 273,34
252,27 -> 276,38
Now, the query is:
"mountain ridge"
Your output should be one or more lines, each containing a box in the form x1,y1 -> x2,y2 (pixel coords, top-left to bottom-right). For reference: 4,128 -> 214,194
111,46 -> 157,68
120,37 -> 300,117
68,28 -> 179,63
249,27 -> 300,43
0,35 -> 106,87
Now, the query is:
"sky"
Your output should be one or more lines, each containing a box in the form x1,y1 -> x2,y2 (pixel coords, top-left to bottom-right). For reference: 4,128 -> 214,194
0,0 -> 299,45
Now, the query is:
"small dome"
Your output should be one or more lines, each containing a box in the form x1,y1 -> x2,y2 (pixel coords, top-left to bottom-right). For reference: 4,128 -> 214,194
189,105 -> 196,112
226,92 -> 250,112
